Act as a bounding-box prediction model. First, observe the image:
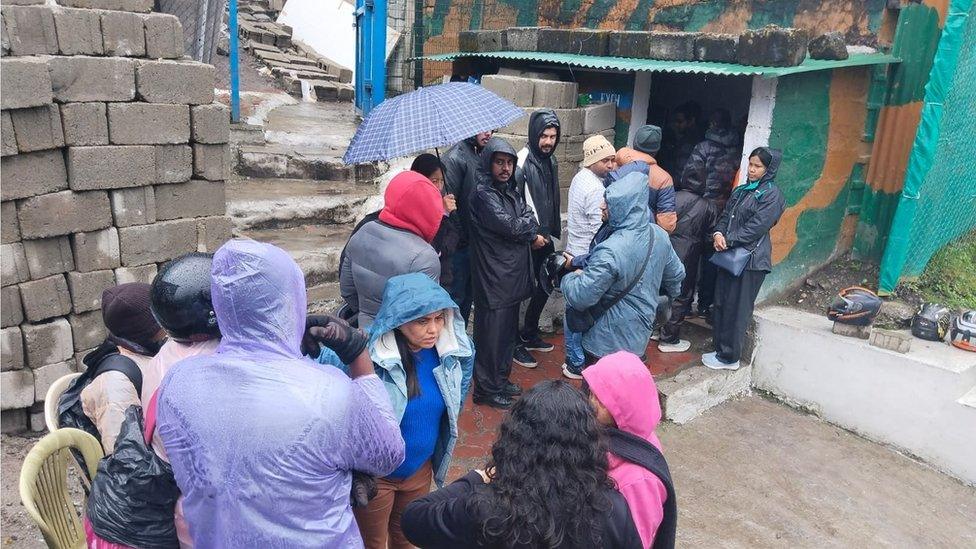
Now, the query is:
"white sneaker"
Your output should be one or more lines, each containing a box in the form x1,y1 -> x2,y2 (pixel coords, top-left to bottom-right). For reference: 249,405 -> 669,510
561,363 -> 584,380
658,339 -> 691,353
702,352 -> 740,370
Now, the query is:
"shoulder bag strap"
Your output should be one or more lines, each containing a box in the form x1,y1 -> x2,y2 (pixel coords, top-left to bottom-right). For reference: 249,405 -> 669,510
589,233 -> 654,319
92,354 -> 144,399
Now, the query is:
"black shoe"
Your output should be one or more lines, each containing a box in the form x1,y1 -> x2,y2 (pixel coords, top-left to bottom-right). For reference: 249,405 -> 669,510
512,346 -> 538,368
502,382 -> 522,397
562,362 -> 584,380
473,393 -> 514,409
519,334 -> 554,352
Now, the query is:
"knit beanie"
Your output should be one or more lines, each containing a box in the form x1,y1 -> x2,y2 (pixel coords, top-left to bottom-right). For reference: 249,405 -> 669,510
101,283 -> 162,352
582,135 -> 616,168
634,125 -> 663,156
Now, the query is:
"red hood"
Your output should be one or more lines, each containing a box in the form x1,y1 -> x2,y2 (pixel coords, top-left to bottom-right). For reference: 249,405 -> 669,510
378,171 -> 444,243
582,351 -> 662,447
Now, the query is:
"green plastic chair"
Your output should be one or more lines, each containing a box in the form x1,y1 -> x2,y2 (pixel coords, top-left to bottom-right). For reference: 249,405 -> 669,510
19,428 -> 103,549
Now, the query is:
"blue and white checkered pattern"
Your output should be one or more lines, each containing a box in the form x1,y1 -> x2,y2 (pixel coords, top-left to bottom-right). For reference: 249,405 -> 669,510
343,82 -> 524,164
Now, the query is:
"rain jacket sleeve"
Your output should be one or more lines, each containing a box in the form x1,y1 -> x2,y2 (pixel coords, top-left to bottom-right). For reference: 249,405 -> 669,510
338,373 -> 405,476
469,186 -> 540,244
653,184 -> 677,234
727,185 -> 786,248
81,371 -> 142,454
561,248 -> 619,311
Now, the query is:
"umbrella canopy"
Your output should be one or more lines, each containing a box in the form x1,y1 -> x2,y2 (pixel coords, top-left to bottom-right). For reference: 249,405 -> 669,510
343,82 -> 525,164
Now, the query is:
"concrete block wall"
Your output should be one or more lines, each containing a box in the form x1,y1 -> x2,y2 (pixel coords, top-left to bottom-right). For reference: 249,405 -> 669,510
482,74 -> 616,201
0,1 -> 233,433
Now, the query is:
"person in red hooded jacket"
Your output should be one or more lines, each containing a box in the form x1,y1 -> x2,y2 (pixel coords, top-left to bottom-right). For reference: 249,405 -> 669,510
582,352 -> 677,549
340,171 -> 445,329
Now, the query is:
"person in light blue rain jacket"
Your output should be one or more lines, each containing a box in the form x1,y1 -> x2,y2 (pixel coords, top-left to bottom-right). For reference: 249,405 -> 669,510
317,272 -> 474,549
561,172 -> 685,377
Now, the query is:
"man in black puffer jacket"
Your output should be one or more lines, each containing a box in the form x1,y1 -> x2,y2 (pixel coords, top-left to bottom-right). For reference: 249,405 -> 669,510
514,110 -> 561,365
469,137 -> 547,409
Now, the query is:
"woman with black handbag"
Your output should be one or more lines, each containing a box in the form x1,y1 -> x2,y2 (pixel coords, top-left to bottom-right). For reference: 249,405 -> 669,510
706,147 -> 786,370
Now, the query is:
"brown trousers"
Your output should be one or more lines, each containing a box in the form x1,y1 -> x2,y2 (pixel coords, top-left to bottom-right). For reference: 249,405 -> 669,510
354,461 -> 433,549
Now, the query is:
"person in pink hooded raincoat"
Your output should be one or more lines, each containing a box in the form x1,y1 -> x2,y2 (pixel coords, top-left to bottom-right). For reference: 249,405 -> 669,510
582,351 -> 677,549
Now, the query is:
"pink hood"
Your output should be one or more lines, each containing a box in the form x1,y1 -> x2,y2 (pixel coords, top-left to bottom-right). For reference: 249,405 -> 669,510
582,351 -> 667,549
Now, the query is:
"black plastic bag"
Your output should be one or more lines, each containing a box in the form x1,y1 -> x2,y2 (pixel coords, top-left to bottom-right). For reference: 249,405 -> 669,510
86,405 -> 180,549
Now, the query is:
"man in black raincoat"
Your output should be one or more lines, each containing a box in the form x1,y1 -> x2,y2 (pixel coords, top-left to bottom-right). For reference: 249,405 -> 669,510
469,137 -> 546,409
514,110 -> 561,366
443,130 -> 493,323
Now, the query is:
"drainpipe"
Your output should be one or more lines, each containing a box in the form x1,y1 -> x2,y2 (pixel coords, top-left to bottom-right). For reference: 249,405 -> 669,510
413,0 -> 424,89
228,0 -> 241,122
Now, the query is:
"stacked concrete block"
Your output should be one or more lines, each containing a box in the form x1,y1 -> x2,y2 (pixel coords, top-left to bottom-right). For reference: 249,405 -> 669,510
737,25 -> 808,67
0,1 -> 232,432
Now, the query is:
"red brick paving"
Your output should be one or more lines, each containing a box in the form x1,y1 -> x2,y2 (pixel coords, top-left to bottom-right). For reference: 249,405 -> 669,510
448,328 -> 705,481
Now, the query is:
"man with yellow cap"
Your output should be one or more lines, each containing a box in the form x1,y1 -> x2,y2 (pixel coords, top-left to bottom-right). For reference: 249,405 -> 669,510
561,134 -> 616,377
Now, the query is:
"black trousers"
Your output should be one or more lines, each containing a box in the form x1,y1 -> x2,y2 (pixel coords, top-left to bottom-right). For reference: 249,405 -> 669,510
712,269 -> 766,364
662,245 -> 702,342
473,304 -> 519,397
697,249 -> 718,313
520,241 -> 555,339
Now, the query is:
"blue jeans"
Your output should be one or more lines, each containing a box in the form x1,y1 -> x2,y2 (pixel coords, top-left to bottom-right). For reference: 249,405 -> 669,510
563,307 -> 584,368
450,246 -> 473,324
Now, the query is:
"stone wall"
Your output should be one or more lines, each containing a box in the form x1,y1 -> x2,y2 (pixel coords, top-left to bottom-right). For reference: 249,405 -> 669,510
1,0 -> 233,433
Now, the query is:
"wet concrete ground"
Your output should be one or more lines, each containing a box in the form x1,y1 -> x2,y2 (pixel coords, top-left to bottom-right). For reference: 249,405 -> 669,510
3,336 -> 973,547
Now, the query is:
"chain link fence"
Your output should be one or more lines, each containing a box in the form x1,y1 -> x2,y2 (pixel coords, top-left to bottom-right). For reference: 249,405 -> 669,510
879,0 -> 976,292
156,0 -> 226,64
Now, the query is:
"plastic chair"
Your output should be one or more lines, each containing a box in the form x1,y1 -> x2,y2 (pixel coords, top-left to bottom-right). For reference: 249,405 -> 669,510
19,428 -> 103,549
44,373 -> 81,433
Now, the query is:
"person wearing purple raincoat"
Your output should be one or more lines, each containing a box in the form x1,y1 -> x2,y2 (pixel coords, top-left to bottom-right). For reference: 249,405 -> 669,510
156,239 -> 406,548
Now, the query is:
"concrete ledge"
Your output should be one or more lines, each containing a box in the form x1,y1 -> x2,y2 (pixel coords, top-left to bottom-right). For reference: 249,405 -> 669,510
753,306 -> 976,485
659,364 -> 752,424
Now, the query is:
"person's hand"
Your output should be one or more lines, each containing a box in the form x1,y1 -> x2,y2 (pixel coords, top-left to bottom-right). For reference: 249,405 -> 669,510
350,471 -> 377,508
302,314 -> 367,365
713,233 -> 728,252
562,252 -> 577,272
443,193 -> 457,214
532,235 -> 546,250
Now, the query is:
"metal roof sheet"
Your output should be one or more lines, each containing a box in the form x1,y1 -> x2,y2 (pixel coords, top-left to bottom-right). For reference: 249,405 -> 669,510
419,51 -> 900,78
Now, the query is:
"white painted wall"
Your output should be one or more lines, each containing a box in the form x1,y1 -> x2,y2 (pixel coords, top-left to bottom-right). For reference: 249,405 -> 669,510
738,76 -> 777,185
752,306 -> 976,485
627,72 -> 652,147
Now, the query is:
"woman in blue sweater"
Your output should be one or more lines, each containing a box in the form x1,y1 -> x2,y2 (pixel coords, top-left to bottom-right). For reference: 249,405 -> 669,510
316,272 -> 473,548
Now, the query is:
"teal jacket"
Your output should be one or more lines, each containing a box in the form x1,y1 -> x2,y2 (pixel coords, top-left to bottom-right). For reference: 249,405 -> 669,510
318,273 -> 473,486
562,172 -> 685,358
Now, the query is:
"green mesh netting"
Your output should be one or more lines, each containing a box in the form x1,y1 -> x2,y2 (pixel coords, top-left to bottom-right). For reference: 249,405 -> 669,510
879,0 -> 976,293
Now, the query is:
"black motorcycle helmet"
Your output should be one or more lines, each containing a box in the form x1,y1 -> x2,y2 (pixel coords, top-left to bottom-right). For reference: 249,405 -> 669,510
539,251 -> 569,295
911,303 -> 950,341
150,252 -> 220,342
827,286 -> 882,326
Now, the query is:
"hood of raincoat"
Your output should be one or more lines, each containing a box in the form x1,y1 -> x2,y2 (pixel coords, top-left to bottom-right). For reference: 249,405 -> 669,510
367,272 -> 464,356
210,238 -> 306,358
479,137 -> 519,185
606,171 -> 651,232
705,128 -> 737,148
749,147 -> 782,185
582,351 -> 662,447
378,171 -> 444,243
527,109 -> 561,159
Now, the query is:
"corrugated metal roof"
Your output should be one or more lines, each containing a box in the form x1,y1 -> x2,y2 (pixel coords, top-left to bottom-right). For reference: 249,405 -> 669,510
418,51 -> 900,78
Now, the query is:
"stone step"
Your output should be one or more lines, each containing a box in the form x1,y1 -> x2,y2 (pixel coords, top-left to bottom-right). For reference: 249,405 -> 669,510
235,143 -> 381,182
241,224 -> 354,287
227,178 -> 379,230
307,282 -> 342,315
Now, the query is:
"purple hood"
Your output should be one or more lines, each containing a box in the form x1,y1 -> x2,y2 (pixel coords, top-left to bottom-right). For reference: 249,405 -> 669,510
156,239 -> 404,548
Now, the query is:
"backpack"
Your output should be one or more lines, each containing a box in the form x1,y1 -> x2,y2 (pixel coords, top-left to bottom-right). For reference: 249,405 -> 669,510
57,343 -> 144,445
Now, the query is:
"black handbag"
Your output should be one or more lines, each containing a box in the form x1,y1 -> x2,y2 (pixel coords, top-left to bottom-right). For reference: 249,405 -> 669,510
566,236 -> 653,333
709,235 -> 764,277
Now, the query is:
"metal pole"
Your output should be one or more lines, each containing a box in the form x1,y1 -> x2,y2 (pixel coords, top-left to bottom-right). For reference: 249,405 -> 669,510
413,0 -> 424,89
372,0 -> 387,111
228,0 -> 241,123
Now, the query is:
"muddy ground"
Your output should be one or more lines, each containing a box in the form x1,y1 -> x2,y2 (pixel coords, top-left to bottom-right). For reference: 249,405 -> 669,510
3,396 -> 973,548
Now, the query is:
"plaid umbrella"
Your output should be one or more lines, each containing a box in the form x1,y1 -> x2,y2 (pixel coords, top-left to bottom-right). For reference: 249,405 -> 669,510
343,82 -> 525,164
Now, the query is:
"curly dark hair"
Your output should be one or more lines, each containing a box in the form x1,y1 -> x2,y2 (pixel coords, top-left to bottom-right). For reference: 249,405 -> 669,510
472,380 -> 614,548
